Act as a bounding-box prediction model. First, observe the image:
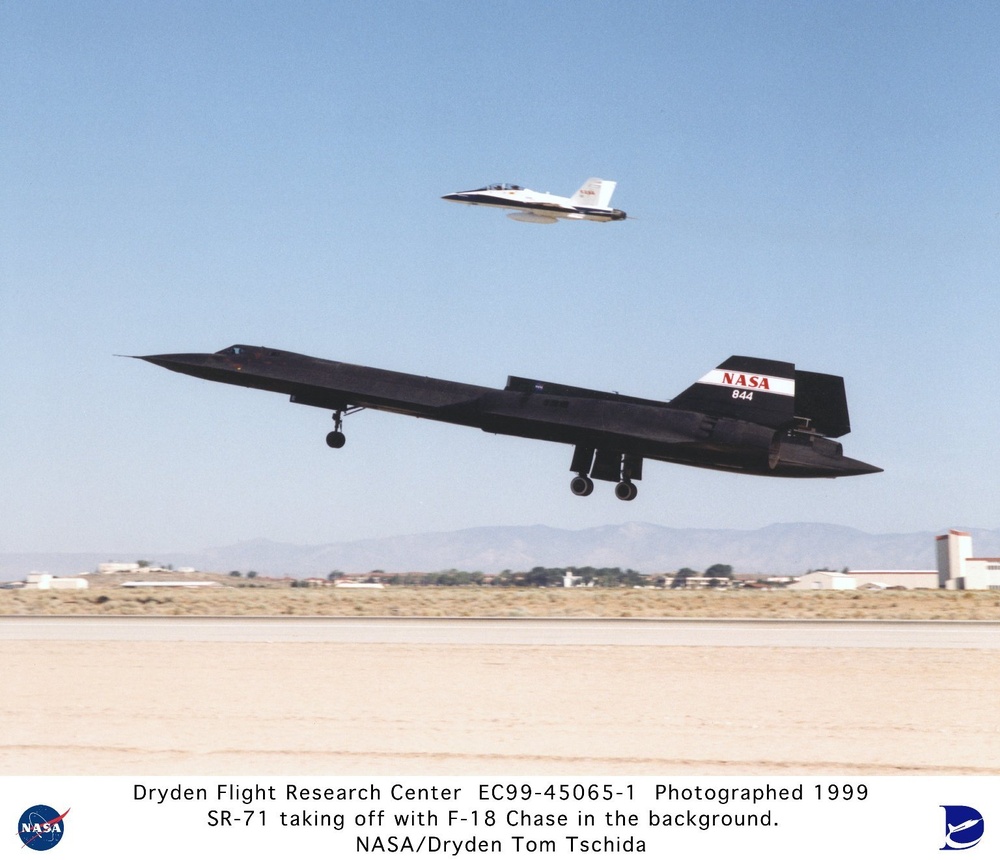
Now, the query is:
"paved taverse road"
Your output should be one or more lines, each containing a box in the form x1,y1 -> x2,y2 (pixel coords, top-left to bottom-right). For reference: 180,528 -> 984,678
2,615 -> 998,648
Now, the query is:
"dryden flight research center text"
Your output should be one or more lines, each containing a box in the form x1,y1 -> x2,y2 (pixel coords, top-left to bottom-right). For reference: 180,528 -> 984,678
131,778 -> 870,854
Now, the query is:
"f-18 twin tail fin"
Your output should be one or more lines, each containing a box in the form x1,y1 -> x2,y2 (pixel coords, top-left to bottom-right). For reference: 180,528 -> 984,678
570,178 -> 617,209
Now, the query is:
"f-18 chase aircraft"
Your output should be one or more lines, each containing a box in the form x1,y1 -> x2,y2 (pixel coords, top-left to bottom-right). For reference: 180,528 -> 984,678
137,346 -> 880,501
442,178 -> 626,223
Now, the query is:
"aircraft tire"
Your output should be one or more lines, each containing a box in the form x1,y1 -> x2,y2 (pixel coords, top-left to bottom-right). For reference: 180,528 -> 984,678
614,481 -> 638,501
325,430 -> 347,449
570,475 -> 594,497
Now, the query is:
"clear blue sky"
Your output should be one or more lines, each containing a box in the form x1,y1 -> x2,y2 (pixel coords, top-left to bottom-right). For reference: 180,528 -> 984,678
2,1 -> 998,553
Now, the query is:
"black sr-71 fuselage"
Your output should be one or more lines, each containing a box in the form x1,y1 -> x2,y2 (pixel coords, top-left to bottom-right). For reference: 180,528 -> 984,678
137,345 -> 881,500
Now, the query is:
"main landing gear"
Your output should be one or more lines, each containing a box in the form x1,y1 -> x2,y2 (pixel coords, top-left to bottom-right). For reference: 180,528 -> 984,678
613,480 -> 638,501
572,473 -> 638,501
569,445 -> 642,501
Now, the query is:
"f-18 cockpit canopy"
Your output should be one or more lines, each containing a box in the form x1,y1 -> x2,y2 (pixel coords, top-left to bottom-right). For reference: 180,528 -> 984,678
464,183 -> 524,192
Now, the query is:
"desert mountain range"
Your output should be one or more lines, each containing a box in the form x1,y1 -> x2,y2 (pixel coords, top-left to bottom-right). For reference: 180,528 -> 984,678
4,522 -> 998,580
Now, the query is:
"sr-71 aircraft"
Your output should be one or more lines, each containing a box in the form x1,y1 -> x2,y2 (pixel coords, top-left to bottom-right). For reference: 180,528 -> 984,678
137,346 -> 881,500
442,178 -> 626,223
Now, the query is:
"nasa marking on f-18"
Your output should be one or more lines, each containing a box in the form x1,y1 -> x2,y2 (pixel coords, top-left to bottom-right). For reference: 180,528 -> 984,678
442,178 -> 626,223
135,347 -> 880,501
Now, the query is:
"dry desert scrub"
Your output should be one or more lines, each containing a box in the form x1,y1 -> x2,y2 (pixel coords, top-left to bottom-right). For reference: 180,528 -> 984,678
2,586 -> 1000,619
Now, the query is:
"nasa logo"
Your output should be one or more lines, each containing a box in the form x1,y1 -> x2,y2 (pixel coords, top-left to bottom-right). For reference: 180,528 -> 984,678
722,371 -> 771,390
941,805 -> 984,850
17,805 -> 69,852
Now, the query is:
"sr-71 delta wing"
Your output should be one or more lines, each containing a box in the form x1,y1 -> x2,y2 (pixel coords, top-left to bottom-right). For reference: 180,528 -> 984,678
136,345 -> 881,500
442,178 -> 626,223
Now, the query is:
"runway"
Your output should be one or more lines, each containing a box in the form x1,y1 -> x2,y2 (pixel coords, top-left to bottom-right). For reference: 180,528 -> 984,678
3,615 -> 999,648
4,616 -> 999,775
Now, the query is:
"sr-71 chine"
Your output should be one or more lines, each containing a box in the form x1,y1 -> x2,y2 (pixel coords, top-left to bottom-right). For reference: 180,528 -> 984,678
442,178 -> 626,223
136,346 -> 881,500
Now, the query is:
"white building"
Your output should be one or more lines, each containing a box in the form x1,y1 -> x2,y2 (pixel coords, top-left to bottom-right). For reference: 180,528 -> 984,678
97,562 -> 141,575
120,581 -> 220,588
332,581 -> 385,589
936,530 -> 1000,590
788,570 -> 856,590
24,573 -> 89,590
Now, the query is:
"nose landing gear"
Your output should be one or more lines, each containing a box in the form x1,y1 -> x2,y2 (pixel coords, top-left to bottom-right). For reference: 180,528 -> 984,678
324,407 -> 364,449
325,410 -> 347,448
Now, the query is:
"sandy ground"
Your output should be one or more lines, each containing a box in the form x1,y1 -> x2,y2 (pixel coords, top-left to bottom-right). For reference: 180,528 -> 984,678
4,639 -> 998,775
6,586 -> 1000,618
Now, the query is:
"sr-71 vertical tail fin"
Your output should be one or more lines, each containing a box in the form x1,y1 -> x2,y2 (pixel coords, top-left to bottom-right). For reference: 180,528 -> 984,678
669,356 -> 797,429
670,357 -> 854,437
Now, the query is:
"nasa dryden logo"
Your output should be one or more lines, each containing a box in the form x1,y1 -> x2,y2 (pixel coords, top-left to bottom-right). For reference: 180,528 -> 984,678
941,805 -> 984,850
17,805 -> 69,851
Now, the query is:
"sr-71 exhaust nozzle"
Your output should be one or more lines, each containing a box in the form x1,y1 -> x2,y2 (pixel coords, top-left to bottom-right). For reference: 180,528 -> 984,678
442,178 -> 626,224
136,345 -> 881,501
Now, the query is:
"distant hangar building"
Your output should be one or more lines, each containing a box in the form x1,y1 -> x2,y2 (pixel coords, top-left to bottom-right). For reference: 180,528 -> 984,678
787,571 -> 856,590
937,530 -> 1000,590
848,570 -> 938,589
788,569 -> 939,590
776,531 -> 997,591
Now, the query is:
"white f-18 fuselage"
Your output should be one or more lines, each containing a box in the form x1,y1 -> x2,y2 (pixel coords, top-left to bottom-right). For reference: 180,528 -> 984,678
442,178 -> 626,223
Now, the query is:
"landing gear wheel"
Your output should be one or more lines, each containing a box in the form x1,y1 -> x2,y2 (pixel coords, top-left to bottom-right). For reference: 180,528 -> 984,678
614,480 -> 638,501
325,430 -> 346,449
570,475 -> 594,497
